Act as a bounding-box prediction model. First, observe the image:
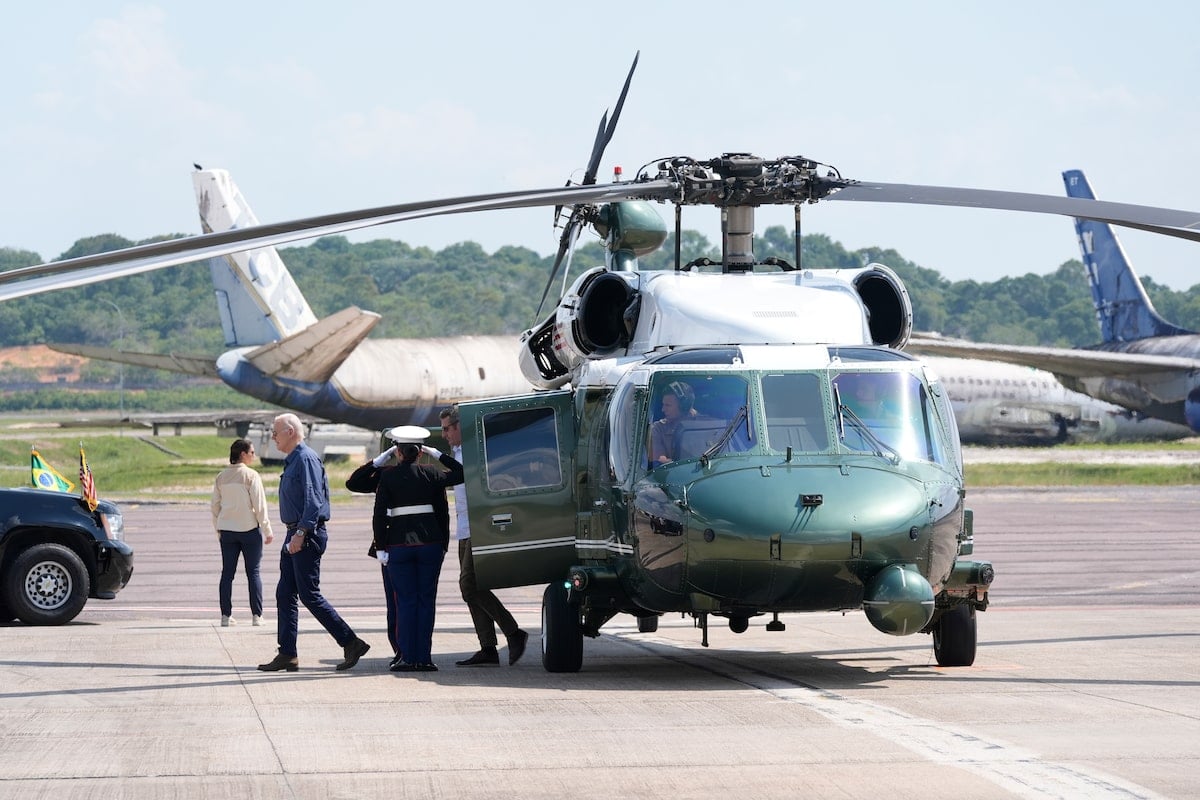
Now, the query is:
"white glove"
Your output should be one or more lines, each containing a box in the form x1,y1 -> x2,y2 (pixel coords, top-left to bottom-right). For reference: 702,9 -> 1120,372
372,445 -> 397,467
376,550 -> 389,565
420,445 -> 442,459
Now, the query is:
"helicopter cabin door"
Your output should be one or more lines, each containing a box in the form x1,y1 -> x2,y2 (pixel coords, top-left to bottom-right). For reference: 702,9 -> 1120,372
457,391 -> 578,590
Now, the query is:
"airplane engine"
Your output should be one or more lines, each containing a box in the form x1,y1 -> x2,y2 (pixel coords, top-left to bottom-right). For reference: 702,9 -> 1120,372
519,267 -> 640,389
862,564 -> 934,635
840,263 -> 912,349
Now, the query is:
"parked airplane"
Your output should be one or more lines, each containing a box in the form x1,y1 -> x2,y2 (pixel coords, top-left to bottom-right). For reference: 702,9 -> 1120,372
909,170 -> 1200,434
51,168 -> 531,430
924,354 -> 1190,444
51,169 -> 1192,444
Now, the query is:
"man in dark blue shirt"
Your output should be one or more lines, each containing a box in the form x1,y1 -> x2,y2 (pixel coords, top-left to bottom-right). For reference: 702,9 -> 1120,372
258,413 -> 370,672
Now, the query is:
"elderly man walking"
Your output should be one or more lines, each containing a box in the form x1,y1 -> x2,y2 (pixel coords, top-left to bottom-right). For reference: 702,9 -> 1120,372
258,413 -> 370,672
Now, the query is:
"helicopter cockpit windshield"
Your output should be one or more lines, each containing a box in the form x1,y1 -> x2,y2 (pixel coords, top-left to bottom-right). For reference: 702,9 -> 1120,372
607,360 -> 953,478
646,374 -> 754,467
831,370 -> 949,465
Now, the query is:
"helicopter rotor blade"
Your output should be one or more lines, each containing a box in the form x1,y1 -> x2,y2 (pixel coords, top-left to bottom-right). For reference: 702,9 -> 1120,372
535,212 -> 584,319
0,180 -> 676,302
582,51 -> 639,186
538,52 -> 642,316
829,181 -> 1200,243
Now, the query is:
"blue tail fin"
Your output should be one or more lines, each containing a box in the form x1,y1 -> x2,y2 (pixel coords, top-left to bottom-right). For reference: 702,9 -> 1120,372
1062,169 -> 1193,342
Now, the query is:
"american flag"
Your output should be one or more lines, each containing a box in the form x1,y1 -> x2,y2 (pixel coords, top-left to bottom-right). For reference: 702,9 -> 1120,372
79,443 -> 97,512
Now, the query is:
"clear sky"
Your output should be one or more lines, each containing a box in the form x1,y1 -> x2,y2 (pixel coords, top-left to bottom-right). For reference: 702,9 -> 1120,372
4,1 -> 1199,290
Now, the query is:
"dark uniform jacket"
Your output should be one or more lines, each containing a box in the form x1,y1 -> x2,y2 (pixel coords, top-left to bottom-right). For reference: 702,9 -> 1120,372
370,452 -> 463,551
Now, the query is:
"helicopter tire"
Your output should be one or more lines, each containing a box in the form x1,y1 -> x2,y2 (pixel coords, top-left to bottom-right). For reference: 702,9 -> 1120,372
541,582 -> 583,673
933,604 -> 977,667
637,614 -> 658,633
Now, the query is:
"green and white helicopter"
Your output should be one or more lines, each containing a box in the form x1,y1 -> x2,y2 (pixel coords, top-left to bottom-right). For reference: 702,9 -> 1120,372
7,55 -> 1200,672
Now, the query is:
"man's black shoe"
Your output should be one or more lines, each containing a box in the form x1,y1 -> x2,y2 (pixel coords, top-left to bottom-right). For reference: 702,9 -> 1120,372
415,663 -> 439,672
257,654 -> 299,672
507,629 -> 529,666
336,637 -> 370,671
456,648 -> 499,666
390,660 -> 417,672
389,652 -> 405,669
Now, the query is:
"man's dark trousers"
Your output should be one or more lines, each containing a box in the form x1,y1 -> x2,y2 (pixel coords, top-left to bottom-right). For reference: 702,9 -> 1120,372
275,528 -> 354,657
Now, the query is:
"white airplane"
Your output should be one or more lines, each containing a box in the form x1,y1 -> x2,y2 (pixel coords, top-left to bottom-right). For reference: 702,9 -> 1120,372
923,353 -> 1190,444
48,169 -> 1190,444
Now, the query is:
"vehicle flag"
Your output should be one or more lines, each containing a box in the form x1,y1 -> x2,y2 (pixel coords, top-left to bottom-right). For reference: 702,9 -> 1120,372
80,443 -> 98,512
31,448 -> 76,493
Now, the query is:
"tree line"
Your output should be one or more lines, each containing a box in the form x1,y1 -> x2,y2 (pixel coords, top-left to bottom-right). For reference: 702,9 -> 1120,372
3,227 -> 1200,394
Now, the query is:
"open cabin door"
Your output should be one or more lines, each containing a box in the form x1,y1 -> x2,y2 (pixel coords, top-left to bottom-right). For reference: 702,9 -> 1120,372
458,391 -> 578,590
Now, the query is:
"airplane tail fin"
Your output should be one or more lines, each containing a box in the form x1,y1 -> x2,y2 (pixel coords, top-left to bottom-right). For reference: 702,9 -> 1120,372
192,168 -> 320,347
1063,169 -> 1193,342
244,305 -> 381,383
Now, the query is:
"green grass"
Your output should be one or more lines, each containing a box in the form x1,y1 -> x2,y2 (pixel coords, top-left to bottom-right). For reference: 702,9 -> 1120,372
967,462 -> 1200,487
1,431 -> 362,502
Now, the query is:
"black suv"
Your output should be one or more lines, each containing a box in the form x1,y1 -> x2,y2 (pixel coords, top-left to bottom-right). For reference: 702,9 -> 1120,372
0,488 -> 134,625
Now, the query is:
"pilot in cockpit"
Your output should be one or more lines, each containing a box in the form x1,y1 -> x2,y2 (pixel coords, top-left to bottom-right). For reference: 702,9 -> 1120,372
649,380 -> 697,465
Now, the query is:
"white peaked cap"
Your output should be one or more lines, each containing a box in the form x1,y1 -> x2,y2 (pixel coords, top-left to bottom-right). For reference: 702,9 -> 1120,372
386,425 -> 431,444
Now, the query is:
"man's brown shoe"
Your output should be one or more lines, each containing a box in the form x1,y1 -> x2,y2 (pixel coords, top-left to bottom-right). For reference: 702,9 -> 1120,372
336,637 -> 371,671
257,654 -> 298,672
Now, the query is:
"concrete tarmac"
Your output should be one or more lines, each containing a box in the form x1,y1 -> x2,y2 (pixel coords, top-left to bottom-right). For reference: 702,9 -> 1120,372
2,488 -> 1199,799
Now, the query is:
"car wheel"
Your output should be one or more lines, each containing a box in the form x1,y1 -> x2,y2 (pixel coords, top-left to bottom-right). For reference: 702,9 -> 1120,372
5,543 -> 90,626
541,582 -> 583,673
0,592 -> 15,623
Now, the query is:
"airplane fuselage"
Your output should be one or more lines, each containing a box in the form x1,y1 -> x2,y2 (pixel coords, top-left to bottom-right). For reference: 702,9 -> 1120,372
214,336 -> 531,429
1071,336 -> 1200,430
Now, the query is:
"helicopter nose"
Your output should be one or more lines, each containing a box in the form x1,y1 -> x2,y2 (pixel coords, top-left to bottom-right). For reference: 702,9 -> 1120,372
863,564 -> 935,635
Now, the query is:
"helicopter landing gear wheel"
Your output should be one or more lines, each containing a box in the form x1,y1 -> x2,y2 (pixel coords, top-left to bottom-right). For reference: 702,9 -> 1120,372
541,583 -> 583,673
933,604 -> 977,667
637,614 -> 658,633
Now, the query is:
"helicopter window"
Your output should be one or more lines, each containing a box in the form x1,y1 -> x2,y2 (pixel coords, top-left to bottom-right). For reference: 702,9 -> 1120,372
481,406 -> 563,492
648,374 -> 753,465
833,371 -> 941,463
609,381 -> 640,483
761,373 -> 830,452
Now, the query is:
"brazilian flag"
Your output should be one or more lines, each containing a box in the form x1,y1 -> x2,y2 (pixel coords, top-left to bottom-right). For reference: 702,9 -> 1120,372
31,450 -> 75,493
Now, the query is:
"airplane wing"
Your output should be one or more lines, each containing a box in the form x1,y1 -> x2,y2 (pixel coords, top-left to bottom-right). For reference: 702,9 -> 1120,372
907,337 -> 1200,379
47,343 -> 220,378
244,306 -> 381,383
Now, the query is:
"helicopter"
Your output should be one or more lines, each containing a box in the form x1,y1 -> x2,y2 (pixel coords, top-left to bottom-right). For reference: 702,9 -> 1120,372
6,55 -> 1200,672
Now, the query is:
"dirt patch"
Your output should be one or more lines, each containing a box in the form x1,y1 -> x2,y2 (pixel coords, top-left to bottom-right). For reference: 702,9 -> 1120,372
0,345 -> 87,382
